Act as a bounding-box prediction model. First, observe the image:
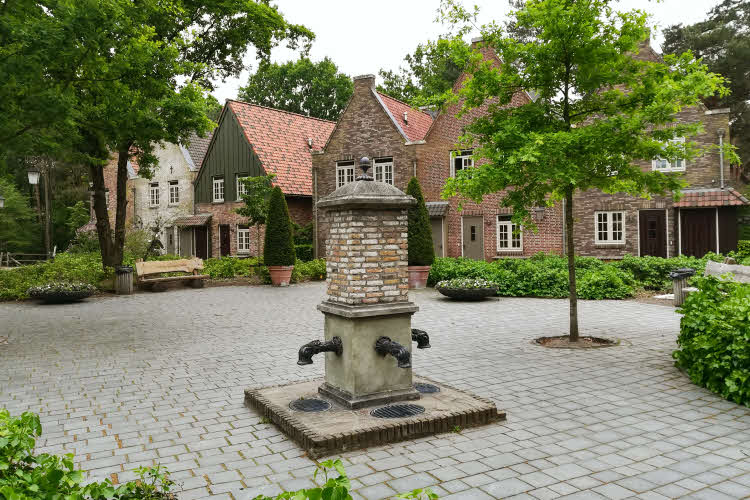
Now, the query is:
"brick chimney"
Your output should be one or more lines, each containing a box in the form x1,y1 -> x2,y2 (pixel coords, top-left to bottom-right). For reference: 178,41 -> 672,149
353,74 -> 376,90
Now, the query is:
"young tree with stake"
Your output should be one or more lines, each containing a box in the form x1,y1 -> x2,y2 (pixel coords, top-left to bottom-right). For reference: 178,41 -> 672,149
441,0 -> 738,341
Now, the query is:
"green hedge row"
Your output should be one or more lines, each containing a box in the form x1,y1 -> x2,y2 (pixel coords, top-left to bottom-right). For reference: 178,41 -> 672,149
427,253 -> 726,299
203,256 -> 326,283
674,277 -> 750,406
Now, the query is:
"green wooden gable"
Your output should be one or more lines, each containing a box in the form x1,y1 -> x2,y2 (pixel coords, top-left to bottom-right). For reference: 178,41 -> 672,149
194,106 -> 266,204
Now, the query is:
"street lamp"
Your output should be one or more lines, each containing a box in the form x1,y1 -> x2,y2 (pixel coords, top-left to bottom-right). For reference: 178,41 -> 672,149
27,168 -> 40,186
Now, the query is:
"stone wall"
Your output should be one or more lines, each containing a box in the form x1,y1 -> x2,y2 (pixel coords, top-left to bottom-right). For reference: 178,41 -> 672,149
324,208 -> 409,305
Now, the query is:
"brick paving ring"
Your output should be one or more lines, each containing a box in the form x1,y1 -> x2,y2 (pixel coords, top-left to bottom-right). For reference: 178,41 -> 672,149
533,335 -> 621,349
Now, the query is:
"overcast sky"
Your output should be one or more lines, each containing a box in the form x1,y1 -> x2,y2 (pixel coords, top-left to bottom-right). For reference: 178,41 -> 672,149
211,0 -> 720,102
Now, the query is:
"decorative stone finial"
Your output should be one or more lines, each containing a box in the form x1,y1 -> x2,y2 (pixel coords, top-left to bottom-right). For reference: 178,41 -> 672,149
357,157 -> 373,181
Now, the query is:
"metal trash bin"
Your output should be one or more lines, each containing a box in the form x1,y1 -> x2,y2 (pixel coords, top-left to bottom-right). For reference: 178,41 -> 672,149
114,265 -> 134,295
668,267 -> 695,307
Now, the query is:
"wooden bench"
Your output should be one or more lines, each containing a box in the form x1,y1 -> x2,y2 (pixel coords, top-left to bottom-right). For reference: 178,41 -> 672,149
135,258 -> 209,291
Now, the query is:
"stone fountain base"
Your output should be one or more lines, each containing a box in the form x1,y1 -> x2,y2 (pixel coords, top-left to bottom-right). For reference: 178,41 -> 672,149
244,376 -> 504,458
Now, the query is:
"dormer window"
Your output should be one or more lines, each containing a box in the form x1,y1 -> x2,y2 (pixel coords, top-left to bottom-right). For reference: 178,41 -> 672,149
653,137 -> 686,172
451,150 -> 474,177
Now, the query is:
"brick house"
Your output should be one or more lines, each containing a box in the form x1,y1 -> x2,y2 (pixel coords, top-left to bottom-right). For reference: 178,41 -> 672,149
193,100 -> 335,258
313,44 -> 564,260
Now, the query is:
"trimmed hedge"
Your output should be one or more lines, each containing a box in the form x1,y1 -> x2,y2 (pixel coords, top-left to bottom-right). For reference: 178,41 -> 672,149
263,187 -> 296,266
405,177 -> 435,266
427,253 -> 725,300
295,244 -> 314,262
674,277 -> 750,406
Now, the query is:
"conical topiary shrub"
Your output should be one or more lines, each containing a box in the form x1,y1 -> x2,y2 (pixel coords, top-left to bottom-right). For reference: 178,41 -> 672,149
263,186 -> 296,285
405,177 -> 435,288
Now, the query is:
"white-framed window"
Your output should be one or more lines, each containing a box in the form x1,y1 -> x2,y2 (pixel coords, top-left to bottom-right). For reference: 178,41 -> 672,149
336,160 -> 355,188
373,157 -> 394,185
653,137 -> 686,172
497,215 -> 522,251
237,225 -> 251,254
594,211 -> 625,244
169,180 -> 179,205
213,176 -> 224,202
236,174 -> 249,200
149,182 -> 159,207
451,149 -> 474,177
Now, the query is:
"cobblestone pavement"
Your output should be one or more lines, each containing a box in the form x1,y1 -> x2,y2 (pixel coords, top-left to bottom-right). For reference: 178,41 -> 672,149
2,284 -> 750,500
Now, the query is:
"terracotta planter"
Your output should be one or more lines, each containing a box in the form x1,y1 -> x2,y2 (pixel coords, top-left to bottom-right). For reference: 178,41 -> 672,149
268,265 -> 294,286
408,265 -> 431,289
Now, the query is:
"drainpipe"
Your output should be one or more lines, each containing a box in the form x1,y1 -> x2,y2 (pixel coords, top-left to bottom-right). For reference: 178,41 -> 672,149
313,167 -> 318,259
719,130 -> 725,189
413,159 -> 417,178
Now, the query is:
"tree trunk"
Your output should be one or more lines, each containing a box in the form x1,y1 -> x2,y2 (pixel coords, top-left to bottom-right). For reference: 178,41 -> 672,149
565,187 -> 579,342
112,147 -> 130,266
89,162 -> 117,269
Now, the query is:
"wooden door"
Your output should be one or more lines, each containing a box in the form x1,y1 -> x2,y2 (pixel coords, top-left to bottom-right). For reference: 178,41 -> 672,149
680,209 -> 716,257
462,216 -> 484,260
194,227 -> 208,260
219,225 -> 230,256
431,218 -> 444,257
639,210 -> 667,258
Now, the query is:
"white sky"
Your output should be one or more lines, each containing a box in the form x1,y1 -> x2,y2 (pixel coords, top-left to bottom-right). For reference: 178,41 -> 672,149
211,0 -> 720,102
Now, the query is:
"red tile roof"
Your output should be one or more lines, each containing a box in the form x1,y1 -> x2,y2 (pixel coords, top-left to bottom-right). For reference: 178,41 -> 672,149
674,188 -> 750,207
227,100 -> 335,196
376,92 -> 433,142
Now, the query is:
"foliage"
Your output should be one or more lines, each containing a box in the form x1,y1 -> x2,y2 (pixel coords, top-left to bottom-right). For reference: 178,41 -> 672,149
238,58 -> 353,121
0,409 -> 175,499
378,37 -> 469,107
405,178 -> 435,267
295,244 -> 314,262
27,281 -> 96,295
235,174 -> 276,256
67,230 -> 101,254
0,252 -> 109,301
428,253 -> 728,300
263,187 -> 296,266
436,277 -> 495,289
293,259 -> 327,282
293,222 -> 314,246
439,0 -> 737,340
204,257 -> 259,279
674,277 -> 750,406
124,227 -> 153,262
0,178 -> 37,252
64,201 -> 90,234
737,240 -> 750,260
663,0 -> 750,172
252,458 -> 436,500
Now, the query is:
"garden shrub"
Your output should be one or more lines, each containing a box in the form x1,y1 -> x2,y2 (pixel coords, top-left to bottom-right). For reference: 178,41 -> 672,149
614,254 -> 720,290
0,409 -> 175,499
737,240 -> 750,259
405,177 -> 435,267
674,277 -> 750,406
577,266 -> 635,300
0,252 -> 110,301
294,243 -> 314,262
263,187 -> 296,266
203,257 -> 258,279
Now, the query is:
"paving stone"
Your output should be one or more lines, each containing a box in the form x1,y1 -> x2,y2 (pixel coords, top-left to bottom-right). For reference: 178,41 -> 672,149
480,477 -> 533,497
2,285 -> 749,499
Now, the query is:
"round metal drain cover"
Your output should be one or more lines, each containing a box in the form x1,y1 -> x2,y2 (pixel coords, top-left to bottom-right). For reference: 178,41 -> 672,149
289,398 -> 331,412
371,404 -> 425,419
414,383 -> 440,394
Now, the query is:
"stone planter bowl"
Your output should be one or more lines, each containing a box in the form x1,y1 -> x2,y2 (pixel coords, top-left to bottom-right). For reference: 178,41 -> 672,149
436,286 -> 498,301
28,289 -> 95,304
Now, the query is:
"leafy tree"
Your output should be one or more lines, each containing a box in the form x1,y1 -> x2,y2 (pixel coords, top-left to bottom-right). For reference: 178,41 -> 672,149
405,177 -> 435,266
68,0 -> 313,269
263,187 -> 296,266
64,201 -> 90,234
663,0 -> 750,172
235,174 -> 277,256
0,178 -> 37,252
440,0 -> 737,341
238,57 -> 353,121
378,38 -> 469,106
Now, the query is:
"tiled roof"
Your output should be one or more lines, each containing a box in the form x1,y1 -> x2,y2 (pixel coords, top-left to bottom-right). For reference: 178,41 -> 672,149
376,92 -> 433,142
184,131 -> 213,170
426,201 -> 450,217
174,214 -> 212,227
227,101 -> 335,196
674,188 -> 750,207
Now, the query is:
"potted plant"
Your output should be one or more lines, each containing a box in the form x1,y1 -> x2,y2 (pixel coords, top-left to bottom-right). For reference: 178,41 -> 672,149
263,186 -> 296,286
405,177 -> 435,289
28,282 -> 97,303
436,277 -> 498,300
